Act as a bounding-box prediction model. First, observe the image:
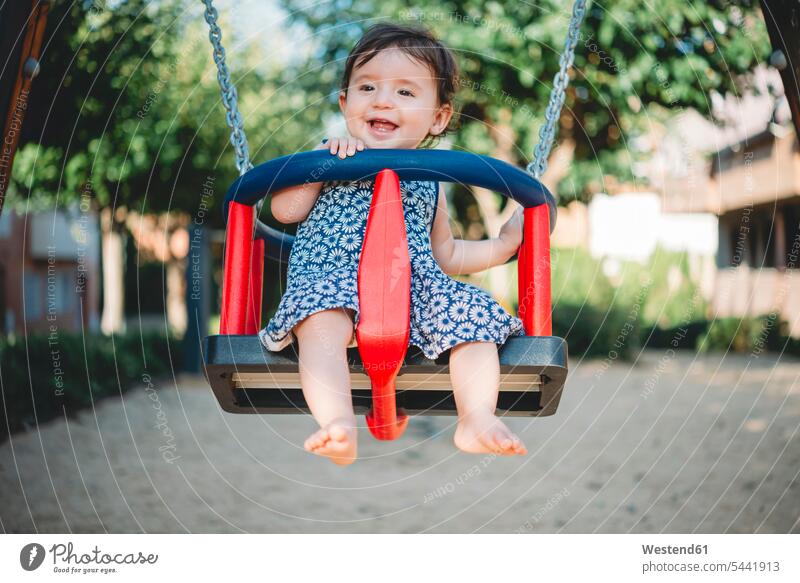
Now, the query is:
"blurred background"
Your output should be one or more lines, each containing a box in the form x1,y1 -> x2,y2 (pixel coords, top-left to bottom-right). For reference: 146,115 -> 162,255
0,0 -> 798,533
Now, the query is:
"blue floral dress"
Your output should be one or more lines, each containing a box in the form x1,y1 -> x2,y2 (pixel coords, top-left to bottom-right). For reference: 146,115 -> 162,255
258,178 -> 525,360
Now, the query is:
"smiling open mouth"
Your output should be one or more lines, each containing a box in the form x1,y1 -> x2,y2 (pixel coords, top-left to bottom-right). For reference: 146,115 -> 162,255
368,120 -> 398,132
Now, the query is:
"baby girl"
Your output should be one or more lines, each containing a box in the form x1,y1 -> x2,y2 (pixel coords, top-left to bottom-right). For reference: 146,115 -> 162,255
261,22 -> 528,465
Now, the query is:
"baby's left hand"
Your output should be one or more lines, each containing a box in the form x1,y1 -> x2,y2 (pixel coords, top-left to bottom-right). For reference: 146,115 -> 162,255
498,206 -> 524,252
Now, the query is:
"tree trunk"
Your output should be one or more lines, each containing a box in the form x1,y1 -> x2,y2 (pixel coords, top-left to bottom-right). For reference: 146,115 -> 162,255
469,109 -> 576,308
166,256 -> 188,336
166,222 -> 189,337
100,207 -> 125,335
539,137 -> 576,194
473,108 -> 525,304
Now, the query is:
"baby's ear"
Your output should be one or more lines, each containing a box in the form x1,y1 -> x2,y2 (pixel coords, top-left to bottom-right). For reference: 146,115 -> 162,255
338,90 -> 347,111
431,103 -> 454,135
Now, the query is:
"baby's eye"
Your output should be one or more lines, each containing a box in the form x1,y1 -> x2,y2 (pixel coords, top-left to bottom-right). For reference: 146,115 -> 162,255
399,89 -> 414,97
359,84 -> 373,92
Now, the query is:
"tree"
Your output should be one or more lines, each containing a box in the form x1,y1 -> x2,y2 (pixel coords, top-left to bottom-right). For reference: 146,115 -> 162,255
278,0 -> 769,195
273,0 -> 770,297
9,0 -> 197,333
7,0 -> 313,333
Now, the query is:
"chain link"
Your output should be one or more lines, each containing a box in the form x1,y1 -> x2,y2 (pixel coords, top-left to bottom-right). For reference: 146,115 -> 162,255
201,0 -> 253,176
527,0 -> 588,181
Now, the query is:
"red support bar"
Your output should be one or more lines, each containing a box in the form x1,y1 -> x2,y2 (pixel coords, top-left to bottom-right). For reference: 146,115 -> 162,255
245,238 -> 265,334
357,169 -> 410,440
517,222 -> 530,329
0,1 -> 50,215
517,204 -> 552,336
220,201 -> 255,335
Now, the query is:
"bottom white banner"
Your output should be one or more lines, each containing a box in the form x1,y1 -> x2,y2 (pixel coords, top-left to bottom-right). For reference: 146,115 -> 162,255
1,534 -> 797,582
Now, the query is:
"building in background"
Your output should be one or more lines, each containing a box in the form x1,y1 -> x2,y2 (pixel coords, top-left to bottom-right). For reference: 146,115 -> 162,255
648,67 -> 800,336
0,205 -> 101,336
709,128 -> 800,335
550,66 -> 800,336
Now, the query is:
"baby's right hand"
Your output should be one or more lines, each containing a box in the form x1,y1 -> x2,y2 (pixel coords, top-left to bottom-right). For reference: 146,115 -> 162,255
316,136 -> 365,159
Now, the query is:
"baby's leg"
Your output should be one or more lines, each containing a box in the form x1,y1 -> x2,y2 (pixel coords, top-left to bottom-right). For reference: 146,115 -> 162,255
450,341 -> 527,456
294,307 -> 358,465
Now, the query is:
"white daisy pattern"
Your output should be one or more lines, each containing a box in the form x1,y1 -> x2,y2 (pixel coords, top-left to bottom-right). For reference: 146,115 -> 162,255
260,178 -> 525,358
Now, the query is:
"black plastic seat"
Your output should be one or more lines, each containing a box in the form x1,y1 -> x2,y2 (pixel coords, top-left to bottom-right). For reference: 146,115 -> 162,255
203,335 -> 568,417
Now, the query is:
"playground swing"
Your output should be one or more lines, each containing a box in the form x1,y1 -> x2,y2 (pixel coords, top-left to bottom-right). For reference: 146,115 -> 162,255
200,0 -> 586,440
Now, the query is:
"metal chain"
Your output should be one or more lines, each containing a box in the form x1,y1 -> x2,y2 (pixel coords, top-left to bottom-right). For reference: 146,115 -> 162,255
201,0 -> 253,176
527,0 -> 588,180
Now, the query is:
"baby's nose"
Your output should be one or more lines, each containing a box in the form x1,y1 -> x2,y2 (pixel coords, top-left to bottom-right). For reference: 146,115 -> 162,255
372,87 -> 396,107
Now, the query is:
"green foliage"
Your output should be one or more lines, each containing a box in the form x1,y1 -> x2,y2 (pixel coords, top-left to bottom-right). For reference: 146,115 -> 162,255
546,248 -> 800,358
7,2 -> 276,224
551,246 -> 615,306
645,320 -> 709,350
613,246 -> 709,329
513,247 -> 644,358
644,249 -> 707,328
276,0 -> 769,202
8,0 -> 366,231
695,314 -> 783,354
11,1 -> 180,209
552,300 -> 643,359
0,330 -> 181,442
7,0 -> 770,218
507,246 -> 800,361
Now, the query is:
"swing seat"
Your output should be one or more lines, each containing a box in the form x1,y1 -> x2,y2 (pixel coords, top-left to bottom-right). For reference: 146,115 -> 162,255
205,149 -> 569,431
198,0 -> 588,436
203,334 -> 567,416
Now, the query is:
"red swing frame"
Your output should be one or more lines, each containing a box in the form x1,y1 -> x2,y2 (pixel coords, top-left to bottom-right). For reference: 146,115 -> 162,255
219,169 -> 551,441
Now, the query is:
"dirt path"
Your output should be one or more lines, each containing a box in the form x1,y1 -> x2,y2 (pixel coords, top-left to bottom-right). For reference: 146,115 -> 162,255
2,349 -> 799,533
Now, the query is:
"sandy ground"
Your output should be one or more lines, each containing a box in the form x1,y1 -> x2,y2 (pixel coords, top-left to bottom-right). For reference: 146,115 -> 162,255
1,349 -> 799,533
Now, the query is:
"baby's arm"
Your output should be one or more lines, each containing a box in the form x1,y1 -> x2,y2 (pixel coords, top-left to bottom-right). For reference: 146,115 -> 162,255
430,184 -> 519,275
270,181 -> 324,224
271,137 -> 364,224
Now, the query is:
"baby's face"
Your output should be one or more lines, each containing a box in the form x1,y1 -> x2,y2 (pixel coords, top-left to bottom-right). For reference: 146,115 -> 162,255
339,48 -> 452,149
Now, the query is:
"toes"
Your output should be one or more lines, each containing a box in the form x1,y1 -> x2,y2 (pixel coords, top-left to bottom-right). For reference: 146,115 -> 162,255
304,423 -> 357,465
491,430 -> 511,450
305,429 -> 331,451
454,416 -> 528,456
491,428 -> 520,455
486,434 -> 504,453
305,423 -> 357,463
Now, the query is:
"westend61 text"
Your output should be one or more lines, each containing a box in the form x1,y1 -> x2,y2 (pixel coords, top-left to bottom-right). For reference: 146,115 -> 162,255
642,544 -> 708,555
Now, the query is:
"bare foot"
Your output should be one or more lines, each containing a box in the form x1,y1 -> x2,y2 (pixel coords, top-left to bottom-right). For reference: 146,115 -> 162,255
303,418 -> 358,465
454,411 -> 527,455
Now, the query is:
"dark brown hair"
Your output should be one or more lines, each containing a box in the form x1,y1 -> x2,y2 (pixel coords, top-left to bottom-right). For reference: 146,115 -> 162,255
340,22 -> 461,148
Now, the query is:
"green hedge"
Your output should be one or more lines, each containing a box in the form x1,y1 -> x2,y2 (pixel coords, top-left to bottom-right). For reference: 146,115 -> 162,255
643,321 -> 708,350
696,315 -> 793,354
0,330 -> 181,442
636,316 -> 800,357
539,247 -> 644,359
551,301 -> 643,359
510,247 -> 800,360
